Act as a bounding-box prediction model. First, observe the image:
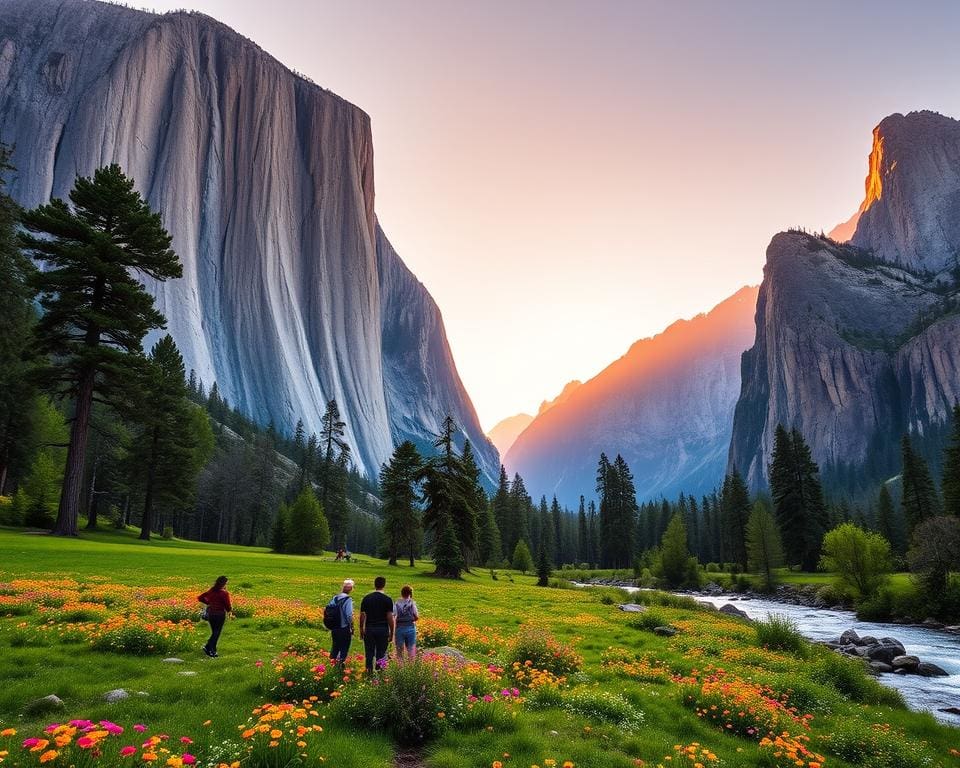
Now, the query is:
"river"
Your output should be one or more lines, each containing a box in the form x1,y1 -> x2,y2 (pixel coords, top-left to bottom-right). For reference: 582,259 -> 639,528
610,586 -> 960,725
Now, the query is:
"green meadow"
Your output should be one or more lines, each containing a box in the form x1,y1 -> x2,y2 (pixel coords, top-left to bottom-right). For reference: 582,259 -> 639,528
0,527 -> 957,768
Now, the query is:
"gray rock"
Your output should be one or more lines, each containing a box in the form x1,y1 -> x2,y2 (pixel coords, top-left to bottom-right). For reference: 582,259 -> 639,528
703,582 -> 723,595
24,695 -> 65,716
891,655 -> 920,670
0,0 -> 498,486
894,668 -> 908,675
653,626 -> 677,637
939,706 -> 960,715
869,661 -> 893,673
718,603 -> 751,621
921,618 -> 945,629
917,662 -> 949,677
162,658 -> 184,664
178,671 -> 198,677
104,689 -> 129,702
859,635 -> 878,646
866,643 -> 904,664
839,629 -> 861,646
618,604 -> 647,613
880,638 -> 906,654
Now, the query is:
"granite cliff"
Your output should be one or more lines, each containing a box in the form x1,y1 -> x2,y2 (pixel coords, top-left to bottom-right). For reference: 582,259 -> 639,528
506,287 -> 759,507
0,0 -> 498,482
729,111 -> 960,491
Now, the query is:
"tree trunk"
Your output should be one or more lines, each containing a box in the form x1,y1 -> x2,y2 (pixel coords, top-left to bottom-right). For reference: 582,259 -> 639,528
52,370 -> 95,536
85,456 -> 100,530
139,428 -> 159,541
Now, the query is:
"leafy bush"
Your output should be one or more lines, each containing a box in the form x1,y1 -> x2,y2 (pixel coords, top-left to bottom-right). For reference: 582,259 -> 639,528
91,618 -> 195,655
336,657 -> 466,744
705,562 -> 720,573
813,651 -> 904,707
754,614 -> 807,657
161,525 -> 174,540
825,720 -> 937,768
562,687 -> 644,731
504,627 -> 582,676
417,617 -> 454,647
820,523 -> 893,600
625,610 -> 670,632
265,649 -> 354,701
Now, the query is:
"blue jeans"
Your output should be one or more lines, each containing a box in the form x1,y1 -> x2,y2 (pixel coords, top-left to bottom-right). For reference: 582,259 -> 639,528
330,627 -> 352,663
205,613 -> 225,654
395,624 -> 416,654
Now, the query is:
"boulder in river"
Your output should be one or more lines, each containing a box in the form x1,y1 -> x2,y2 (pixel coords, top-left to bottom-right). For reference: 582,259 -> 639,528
719,604 -> 751,621
839,629 -> 861,645
891,655 -> 920,671
870,661 -> 893,674
917,662 -> 949,677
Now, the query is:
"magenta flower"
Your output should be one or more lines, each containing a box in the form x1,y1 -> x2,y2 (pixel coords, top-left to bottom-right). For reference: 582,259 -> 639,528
22,738 -> 40,748
133,725 -> 147,733
182,754 -> 196,765
121,746 -> 138,757
179,737 -> 193,745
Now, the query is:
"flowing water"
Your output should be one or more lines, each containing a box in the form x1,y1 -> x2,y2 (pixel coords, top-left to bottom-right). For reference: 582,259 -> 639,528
593,585 -> 960,725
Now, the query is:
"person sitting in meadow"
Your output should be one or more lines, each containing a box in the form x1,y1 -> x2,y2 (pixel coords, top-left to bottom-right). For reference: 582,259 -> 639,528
197,575 -> 232,657
393,584 -> 420,660
359,576 -> 394,673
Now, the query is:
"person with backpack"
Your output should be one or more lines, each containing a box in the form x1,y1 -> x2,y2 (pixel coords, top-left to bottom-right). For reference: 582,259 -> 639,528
359,576 -> 394,673
197,575 -> 232,658
325,579 -> 354,663
393,584 -> 420,660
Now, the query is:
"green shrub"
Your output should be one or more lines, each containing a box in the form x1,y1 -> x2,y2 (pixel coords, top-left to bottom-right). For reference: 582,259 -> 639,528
161,525 -> 174,540
562,687 -> 644,731
91,620 -> 194,655
813,651 -> 904,706
336,658 -> 465,744
754,614 -> 807,657
625,610 -> 670,632
769,674 -> 841,714
826,719 -> 937,768
705,562 -> 720,573
504,627 -> 582,676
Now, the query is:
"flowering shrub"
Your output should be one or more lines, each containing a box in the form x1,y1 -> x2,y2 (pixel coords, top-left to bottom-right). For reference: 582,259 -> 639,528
654,742 -> 720,767
238,702 -> 325,768
824,721 -> 935,768
505,626 -> 582,677
511,661 -> 567,690
335,654 -> 472,744
265,648 -> 360,702
678,668 -> 811,739
757,732 -> 825,768
417,617 -> 455,647
90,617 -> 196,655
0,720 -> 198,767
601,648 -> 672,684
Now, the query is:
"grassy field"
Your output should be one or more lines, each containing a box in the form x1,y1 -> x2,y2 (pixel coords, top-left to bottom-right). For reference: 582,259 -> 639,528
0,527 -> 957,768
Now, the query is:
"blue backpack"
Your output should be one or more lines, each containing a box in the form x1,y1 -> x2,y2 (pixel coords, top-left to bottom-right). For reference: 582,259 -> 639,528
323,594 -> 346,630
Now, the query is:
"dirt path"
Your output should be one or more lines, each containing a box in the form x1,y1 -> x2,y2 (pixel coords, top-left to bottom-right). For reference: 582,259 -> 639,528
392,747 -> 425,768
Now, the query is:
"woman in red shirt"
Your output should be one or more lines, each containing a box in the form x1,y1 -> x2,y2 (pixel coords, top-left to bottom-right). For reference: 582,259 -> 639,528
197,575 -> 232,657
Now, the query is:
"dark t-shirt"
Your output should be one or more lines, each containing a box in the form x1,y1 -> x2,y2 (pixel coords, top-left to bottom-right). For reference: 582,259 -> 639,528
360,591 -> 394,627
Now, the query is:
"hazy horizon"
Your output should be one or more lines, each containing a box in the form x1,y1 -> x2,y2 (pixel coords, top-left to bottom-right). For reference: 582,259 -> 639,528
139,0 -> 960,432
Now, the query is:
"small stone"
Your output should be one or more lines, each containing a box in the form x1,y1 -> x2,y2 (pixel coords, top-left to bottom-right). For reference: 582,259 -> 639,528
939,706 -> 960,715
136,692 -> 150,697
618,604 -> 647,613
162,658 -> 184,664
653,626 -> 677,637
549,730 -> 559,736
178,671 -> 198,677
24,694 -> 65,716
104,689 -> 129,703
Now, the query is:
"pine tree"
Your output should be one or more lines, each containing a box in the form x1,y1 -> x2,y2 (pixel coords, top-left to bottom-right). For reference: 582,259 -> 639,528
511,539 -> 533,574
507,473 -> 531,553
20,165 -> 182,535
129,336 -> 206,540
746,501 -> 784,592
577,496 -> 589,564
271,503 -> 290,552
380,440 -> 423,566
433,510 -> 465,578
460,440 -> 487,564
318,400 -> 351,544
0,146 -> 37,496
491,465 -> 511,554
901,433 -> 940,534
536,539 -> 552,586
876,483 -> 904,555
478,502 -> 503,567
942,403 -> 960,517
721,468 -> 751,568
286,487 -> 330,555
587,500 -> 599,566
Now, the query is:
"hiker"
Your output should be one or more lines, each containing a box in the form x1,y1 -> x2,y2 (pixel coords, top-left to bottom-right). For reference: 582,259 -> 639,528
327,578 -> 355,663
393,584 -> 420,660
359,576 -> 394,673
197,575 -> 232,657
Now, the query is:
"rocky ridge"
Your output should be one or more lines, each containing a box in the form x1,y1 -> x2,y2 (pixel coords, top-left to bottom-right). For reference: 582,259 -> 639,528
0,0 -> 498,482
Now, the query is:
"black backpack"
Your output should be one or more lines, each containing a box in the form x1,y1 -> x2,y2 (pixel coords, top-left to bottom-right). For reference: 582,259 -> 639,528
323,594 -> 345,630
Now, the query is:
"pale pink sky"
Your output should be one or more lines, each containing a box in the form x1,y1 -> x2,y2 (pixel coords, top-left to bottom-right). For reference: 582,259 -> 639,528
144,0 -> 960,430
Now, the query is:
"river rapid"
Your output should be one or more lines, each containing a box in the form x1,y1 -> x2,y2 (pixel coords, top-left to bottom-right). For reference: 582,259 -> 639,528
608,586 -> 960,725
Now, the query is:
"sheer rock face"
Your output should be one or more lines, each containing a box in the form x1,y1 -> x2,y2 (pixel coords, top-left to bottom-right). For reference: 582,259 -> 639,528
730,111 -> 960,490
0,0 -> 497,482
505,287 -> 759,507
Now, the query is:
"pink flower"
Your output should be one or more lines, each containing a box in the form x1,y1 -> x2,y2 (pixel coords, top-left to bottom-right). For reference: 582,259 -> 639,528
23,738 -> 40,748
44,724 -> 60,734
483,694 -> 494,702
69,720 -> 93,729
100,722 -> 124,735
254,660 -> 263,668
182,754 -> 196,765
77,736 -> 95,749
121,747 -> 138,757
179,738 -> 193,745
134,725 -> 147,733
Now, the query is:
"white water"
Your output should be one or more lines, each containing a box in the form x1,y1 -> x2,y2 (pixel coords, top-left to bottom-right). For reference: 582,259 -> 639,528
598,585 -> 960,726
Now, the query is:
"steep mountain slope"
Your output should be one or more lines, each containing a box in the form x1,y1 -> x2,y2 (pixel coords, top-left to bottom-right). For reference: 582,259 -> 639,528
506,287 -> 759,507
0,0 -> 497,482
488,414 -> 534,460
730,111 -> 960,492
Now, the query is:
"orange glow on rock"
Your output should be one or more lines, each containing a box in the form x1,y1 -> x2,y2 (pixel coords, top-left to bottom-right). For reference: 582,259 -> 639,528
862,125 -> 885,212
